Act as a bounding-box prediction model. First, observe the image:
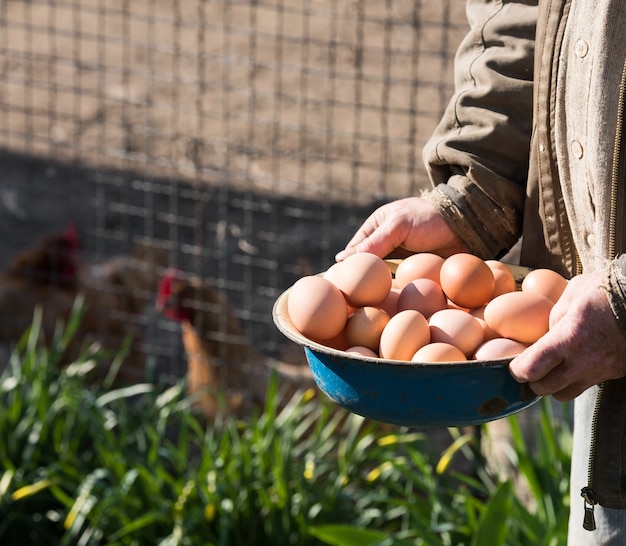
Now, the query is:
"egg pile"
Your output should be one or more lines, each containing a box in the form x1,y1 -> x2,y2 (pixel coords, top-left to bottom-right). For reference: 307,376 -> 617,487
286,252 -> 569,363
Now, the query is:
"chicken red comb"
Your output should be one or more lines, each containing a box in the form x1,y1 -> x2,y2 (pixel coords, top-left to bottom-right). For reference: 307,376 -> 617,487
156,268 -> 193,322
156,267 -> 183,308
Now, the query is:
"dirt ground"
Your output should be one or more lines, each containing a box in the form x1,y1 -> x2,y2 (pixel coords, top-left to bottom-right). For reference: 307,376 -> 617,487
0,1 -> 467,381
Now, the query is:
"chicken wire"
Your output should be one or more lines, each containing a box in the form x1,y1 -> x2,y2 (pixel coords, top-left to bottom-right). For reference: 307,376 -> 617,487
0,0 -> 466,385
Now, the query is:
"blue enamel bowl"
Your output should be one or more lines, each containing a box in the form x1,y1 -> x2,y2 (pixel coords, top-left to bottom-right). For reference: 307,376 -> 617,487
272,262 -> 541,428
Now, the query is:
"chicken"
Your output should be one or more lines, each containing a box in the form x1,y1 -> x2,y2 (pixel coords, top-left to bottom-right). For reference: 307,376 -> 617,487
78,242 -> 168,318
5,222 -> 80,286
0,223 -> 81,350
156,268 -> 314,419
74,241 -> 169,382
0,226 -> 167,383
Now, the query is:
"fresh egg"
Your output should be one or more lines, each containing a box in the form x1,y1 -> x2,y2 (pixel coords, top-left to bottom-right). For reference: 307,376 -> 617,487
439,253 -> 495,309
397,278 -> 447,318
483,291 -> 554,344
327,252 -> 392,307
473,338 -> 529,360
521,268 -> 569,304
323,262 -> 343,281
411,342 -> 467,363
379,309 -> 430,361
344,306 -> 390,352
428,308 -> 484,357
379,287 -> 401,317
447,299 -> 471,312
484,260 -> 510,272
320,328 -> 350,351
346,345 -> 379,358
324,262 -> 358,313
485,260 -> 517,296
287,275 -> 348,341
394,252 -> 444,289
470,306 -> 499,341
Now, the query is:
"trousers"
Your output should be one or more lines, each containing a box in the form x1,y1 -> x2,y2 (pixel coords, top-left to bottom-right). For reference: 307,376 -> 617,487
567,386 -> 626,545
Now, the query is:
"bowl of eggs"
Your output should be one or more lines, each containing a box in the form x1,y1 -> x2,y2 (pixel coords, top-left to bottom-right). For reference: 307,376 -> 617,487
273,252 -> 569,428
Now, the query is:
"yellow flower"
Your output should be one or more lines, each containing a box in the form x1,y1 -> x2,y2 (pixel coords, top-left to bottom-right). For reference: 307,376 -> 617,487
301,388 -> 316,403
377,432 -> 424,446
366,457 -> 406,482
304,459 -> 315,480
377,434 -> 399,447
204,503 -> 216,521
366,461 -> 392,482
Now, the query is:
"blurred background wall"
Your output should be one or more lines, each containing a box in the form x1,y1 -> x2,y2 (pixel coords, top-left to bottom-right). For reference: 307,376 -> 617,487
0,0 -> 466,385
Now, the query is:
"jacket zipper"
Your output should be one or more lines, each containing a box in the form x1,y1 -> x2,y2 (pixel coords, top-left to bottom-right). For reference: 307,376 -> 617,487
581,384 -> 604,531
580,57 -> 626,532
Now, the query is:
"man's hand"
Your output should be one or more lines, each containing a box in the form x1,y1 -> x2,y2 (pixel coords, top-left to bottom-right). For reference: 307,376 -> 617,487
335,197 -> 467,261
509,269 -> 626,401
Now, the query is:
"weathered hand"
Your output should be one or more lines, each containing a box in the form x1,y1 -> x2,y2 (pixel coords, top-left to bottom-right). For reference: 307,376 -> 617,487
335,197 -> 467,261
509,269 -> 626,401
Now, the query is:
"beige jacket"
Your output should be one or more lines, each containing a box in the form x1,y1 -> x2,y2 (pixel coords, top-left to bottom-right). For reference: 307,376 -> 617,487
422,0 -> 626,512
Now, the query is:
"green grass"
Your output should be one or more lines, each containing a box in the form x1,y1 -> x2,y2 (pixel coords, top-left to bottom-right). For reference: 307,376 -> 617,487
0,307 -> 572,545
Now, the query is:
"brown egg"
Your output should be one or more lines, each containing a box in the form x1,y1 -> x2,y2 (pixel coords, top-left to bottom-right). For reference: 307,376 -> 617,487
287,275 -> 348,341
484,260 -> 513,273
439,253 -> 495,309
344,306 -> 390,352
473,338 -> 529,360
428,309 -> 484,357
379,310 -> 430,361
318,328 -> 350,351
447,299 -> 471,312
411,342 -> 467,363
483,291 -> 554,344
521,268 -> 569,304
397,278 -> 447,318
470,306 -> 499,341
326,252 -> 392,307
394,253 -> 444,289
323,262 -> 343,281
324,265 -> 359,316
485,261 -> 517,296
379,287 -> 401,317
346,345 -> 379,358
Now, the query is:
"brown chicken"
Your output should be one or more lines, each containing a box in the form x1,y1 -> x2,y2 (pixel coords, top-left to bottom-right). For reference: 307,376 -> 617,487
74,241 -> 168,382
156,268 -> 314,419
0,223 -> 81,349
5,222 -> 80,286
0,226 -> 167,383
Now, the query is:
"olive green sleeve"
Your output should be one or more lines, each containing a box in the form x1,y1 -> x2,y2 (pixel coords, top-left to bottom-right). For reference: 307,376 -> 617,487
422,0 -> 538,260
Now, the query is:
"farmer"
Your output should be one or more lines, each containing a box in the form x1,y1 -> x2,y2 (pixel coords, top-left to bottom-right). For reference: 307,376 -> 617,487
335,0 -> 626,543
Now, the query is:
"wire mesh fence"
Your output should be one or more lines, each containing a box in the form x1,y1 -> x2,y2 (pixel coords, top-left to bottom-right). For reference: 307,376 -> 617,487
0,0 -> 466,392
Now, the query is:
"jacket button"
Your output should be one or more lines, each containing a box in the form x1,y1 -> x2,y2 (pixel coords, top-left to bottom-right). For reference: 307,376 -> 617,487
575,39 -> 589,58
587,232 -> 595,248
571,140 -> 584,159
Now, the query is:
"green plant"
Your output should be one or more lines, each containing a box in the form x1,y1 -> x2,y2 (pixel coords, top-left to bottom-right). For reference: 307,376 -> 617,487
310,399 -> 572,546
0,307 -> 572,545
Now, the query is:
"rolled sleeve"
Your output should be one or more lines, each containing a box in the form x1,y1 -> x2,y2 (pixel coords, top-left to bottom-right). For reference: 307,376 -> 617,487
422,0 -> 538,259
